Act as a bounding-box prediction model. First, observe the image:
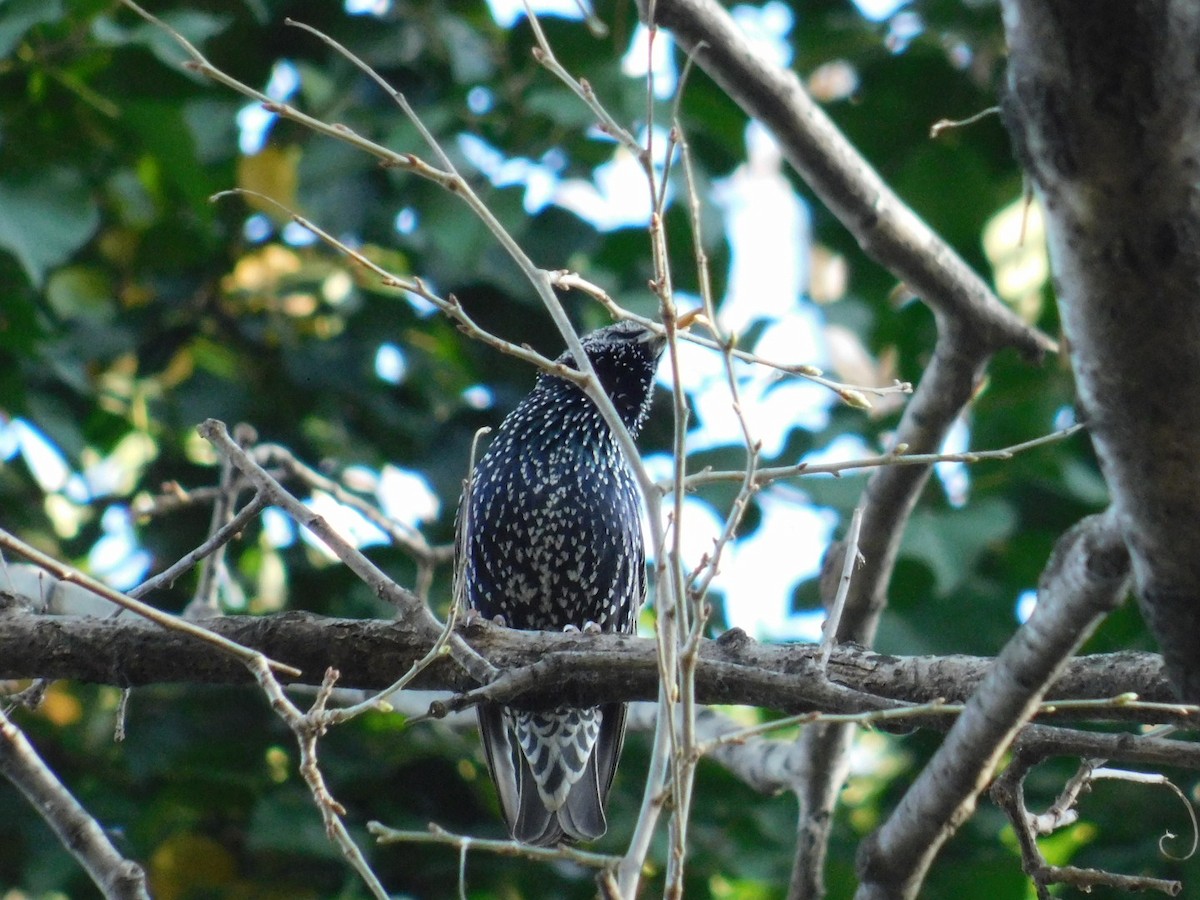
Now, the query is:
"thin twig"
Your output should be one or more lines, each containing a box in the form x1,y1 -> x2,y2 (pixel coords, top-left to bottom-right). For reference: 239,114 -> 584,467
552,271 -> 911,405
247,659 -> 390,900
820,505 -> 864,670
131,494 -> 266,600
188,426 -> 245,615
672,423 -> 1085,491
370,821 -> 622,870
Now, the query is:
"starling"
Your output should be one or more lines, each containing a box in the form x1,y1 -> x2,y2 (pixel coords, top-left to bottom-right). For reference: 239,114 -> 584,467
459,319 -> 665,846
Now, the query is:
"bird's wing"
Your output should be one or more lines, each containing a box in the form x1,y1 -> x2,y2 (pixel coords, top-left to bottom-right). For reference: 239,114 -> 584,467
477,702 -> 564,846
559,701 -> 626,843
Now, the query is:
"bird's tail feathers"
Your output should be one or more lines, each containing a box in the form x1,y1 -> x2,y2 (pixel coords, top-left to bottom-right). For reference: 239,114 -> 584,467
511,707 -> 601,811
476,702 -> 627,846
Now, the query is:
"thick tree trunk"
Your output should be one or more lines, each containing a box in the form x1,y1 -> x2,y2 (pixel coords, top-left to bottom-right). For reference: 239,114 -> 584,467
1002,0 -> 1200,699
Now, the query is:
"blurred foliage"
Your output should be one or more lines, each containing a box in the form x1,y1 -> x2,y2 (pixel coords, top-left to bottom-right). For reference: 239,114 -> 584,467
0,1 -> 1184,898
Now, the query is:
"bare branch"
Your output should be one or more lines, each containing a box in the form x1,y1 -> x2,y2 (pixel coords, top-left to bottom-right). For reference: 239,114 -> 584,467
246,660 -> 390,899
992,750 -> 1185,899
4,611 -> 1191,727
1000,0 -> 1200,701
369,820 -> 621,871
0,526 -> 300,678
856,510 -> 1130,899
134,493 -> 266,600
0,707 -> 150,899
819,505 -> 863,671
675,423 -> 1084,491
637,0 -> 1055,361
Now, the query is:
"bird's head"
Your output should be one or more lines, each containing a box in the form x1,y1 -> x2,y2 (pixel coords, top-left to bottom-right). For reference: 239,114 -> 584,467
552,320 -> 667,433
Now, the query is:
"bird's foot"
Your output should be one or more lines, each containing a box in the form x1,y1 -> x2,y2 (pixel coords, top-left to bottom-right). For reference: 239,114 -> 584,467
561,621 -> 602,635
463,608 -> 507,633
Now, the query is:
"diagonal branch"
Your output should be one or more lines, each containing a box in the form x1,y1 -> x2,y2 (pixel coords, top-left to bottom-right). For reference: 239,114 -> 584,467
0,526 -> 300,678
635,0 -> 1055,361
0,707 -> 150,899
855,510 -> 1130,899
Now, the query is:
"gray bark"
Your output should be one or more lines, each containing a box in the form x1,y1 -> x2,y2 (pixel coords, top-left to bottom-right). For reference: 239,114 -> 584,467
1002,0 -> 1200,699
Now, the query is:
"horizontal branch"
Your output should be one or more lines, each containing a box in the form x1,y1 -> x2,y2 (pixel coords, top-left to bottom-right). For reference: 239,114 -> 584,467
0,611 -> 1180,721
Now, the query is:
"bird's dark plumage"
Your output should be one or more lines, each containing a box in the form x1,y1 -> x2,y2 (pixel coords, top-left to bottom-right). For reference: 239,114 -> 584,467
459,320 -> 665,846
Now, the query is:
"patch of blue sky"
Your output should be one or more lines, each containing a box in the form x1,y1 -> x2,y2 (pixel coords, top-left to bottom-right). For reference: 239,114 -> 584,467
852,0 -> 909,22
376,464 -> 441,528
640,450 -> 727,583
65,456 -> 126,504
456,134 -> 565,216
462,384 -> 495,410
620,23 -> 678,99
936,416 -> 971,508
666,113 -> 838,641
8,418 -> 70,493
375,342 -> 408,385
258,464 -> 437,557
554,141 -> 669,231
886,11 -> 924,54
236,59 -> 300,156
663,325 -> 829,459
262,506 -> 297,549
1054,404 -> 1077,431
88,506 -> 152,590
799,432 -> 875,470
2,421 -> 156,588
723,488 -> 834,642
562,131 -> 675,229
404,280 -> 439,318
394,207 -> 419,235
730,1 -> 794,68
243,213 -> 273,243
0,418 -> 17,461
458,128 -> 674,230
1015,588 -> 1037,625
662,122 -> 831,460
300,490 -> 390,560
282,220 -> 318,247
467,85 -> 495,115
344,0 -> 392,16
484,0 -> 584,29
711,121 -> 810,331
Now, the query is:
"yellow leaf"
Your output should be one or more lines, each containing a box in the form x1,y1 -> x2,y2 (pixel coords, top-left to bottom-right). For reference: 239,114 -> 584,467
236,145 -> 302,220
39,683 -> 83,727
150,833 -> 237,900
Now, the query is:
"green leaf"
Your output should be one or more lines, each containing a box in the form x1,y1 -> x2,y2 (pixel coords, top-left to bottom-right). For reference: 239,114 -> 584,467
439,15 -> 496,83
0,168 -> 99,288
246,788 -> 345,860
45,266 -> 114,322
900,497 -> 1018,596
91,9 -> 231,73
